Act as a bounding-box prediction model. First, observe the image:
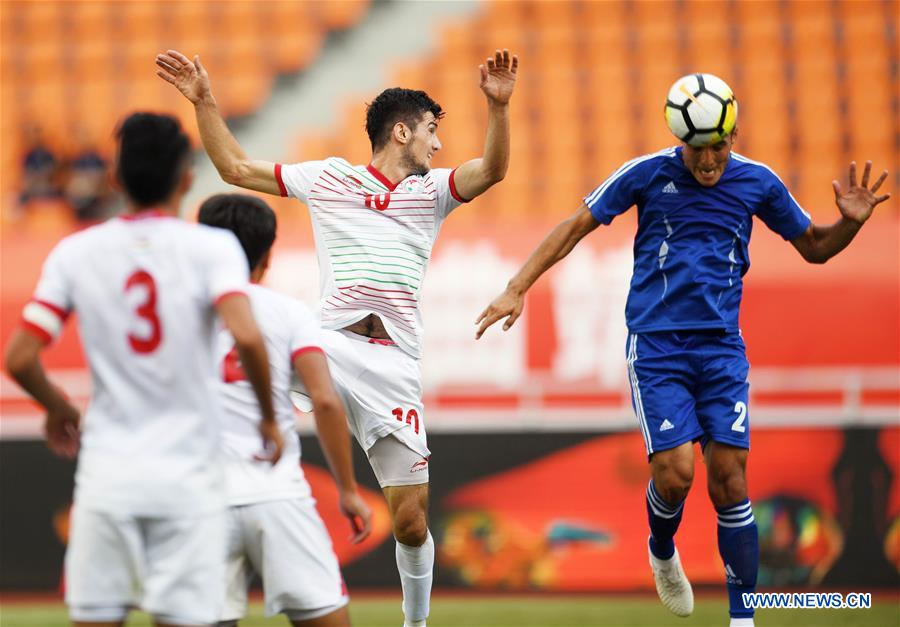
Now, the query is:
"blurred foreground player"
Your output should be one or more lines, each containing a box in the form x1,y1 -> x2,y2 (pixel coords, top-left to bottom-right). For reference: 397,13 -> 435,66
475,74 -> 890,626
4,113 -> 282,627
198,193 -> 373,627
157,47 -> 518,627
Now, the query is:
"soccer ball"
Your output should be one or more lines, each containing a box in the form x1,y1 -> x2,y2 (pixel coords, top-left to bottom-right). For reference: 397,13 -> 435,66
664,73 -> 738,146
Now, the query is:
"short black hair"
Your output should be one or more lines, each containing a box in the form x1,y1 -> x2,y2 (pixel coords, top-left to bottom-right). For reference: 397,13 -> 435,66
197,193 -> 277,270
365,88 -> 444,151
115,112 -> 191,207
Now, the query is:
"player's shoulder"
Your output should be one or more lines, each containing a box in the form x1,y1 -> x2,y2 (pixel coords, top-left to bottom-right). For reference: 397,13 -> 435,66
46,216 -> 124,259
615,146 -> 680,178
632,146 -> 680,168
248,284 -> 311,311
248,284 -> 317,324
182,221 -> 244,252
729,152 -> 783,183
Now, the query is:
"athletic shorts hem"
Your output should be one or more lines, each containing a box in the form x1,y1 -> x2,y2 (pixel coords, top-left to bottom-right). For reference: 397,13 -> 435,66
281,596 -> 349,620
646,428 -> 706,457
700,434 -> 751,451
68,606 -> 130,622
379,476 -> 430,488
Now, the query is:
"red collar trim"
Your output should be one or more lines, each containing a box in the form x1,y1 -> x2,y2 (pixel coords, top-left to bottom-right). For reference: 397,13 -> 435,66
366,164 -> 400,191
120,210 -> 170,221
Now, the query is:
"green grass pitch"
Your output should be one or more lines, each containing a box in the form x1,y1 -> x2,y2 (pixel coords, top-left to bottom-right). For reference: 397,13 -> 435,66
1,596 -> 897,627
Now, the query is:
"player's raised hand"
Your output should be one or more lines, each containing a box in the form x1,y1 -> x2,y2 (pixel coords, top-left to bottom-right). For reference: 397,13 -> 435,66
45,398 -> 80,459
340,490 -> 373,544
475,288 -> 525,339
254,419 -> 284,465
833,161 -> 890,225
155,49 -> 211,104
479,49 -> 518,105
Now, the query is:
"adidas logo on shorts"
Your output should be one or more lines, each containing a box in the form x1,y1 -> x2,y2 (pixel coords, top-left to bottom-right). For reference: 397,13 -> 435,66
660,419 -> 675,431
662,181 -> 679,194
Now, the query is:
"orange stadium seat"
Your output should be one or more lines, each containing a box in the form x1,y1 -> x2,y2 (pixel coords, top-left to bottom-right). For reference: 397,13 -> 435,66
0,0 -> 370,208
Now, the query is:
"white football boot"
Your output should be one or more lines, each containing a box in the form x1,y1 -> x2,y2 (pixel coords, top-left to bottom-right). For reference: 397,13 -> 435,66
648,539 -> 694,617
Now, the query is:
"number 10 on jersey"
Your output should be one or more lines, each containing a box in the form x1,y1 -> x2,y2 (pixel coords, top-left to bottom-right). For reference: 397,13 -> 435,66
392,407 -> 419,434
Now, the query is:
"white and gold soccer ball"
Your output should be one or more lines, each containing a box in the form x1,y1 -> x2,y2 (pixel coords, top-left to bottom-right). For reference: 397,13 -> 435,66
664,73 -> 738,146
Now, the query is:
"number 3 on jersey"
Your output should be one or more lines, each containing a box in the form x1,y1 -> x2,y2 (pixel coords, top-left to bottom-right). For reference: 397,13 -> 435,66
124,270 -> 162,353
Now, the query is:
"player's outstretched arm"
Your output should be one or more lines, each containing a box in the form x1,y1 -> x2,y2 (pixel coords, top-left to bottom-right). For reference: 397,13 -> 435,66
294,351 -> 373,543
452,49 -> 519,201
216,294 -> 283,464
4,331 -> 80,458
155,49 -> 281,196
791,161 -> 891,264
476,203 -> 599,339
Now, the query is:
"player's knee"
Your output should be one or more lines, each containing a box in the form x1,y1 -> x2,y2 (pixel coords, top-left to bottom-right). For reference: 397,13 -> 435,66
652,458 -> 694,503
392,506 -> 428,546
707,464 -> 747,506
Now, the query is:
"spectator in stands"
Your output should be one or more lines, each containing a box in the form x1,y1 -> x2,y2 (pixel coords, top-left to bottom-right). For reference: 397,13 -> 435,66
64,135 -> 111,222
19,125 -> 61,206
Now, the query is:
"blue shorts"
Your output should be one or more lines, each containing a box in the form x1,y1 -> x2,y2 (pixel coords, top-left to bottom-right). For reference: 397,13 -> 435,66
625,330 -> 750,456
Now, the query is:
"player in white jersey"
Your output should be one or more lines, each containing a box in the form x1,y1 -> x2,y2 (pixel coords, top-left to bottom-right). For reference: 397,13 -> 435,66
4,113 -> 282,627
198,193 -> 373,627
157,47 -> 517,627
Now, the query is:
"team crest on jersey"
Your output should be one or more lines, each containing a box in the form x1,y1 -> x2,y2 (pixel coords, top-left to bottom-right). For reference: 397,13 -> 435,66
403,177 -> 425,194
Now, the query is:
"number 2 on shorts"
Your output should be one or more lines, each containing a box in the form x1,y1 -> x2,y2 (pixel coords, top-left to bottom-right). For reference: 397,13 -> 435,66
731,401 -> 748,433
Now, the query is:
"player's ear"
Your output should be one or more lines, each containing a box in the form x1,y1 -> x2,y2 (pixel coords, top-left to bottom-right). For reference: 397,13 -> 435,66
178,166 -> 195,195
108,167 -> 122,192
393,122 -> 409,145
254,249 -> 272,282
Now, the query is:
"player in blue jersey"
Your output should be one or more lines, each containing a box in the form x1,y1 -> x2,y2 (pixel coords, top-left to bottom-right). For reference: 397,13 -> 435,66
474,75 -> 890,626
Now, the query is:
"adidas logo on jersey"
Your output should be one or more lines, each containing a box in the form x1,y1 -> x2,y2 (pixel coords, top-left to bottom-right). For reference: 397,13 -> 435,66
660,419 -> 675,431
662,181 -> 679,194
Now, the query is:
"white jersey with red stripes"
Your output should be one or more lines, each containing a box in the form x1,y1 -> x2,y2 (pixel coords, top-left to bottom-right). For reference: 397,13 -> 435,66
275,158 -> 467,358
215,283 -> 323,506
21,212 -> 249,516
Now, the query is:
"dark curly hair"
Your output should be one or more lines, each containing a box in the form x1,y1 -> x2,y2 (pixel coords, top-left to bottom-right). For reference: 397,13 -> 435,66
115,112 -> 191,207
365,88 -> 444,151
197,193 -> 277,271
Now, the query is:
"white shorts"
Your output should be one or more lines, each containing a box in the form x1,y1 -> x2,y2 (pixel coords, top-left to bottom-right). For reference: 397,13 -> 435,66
65,503 -> 225,625
295,329 -> 430,458
222,497 -> 348,621
367,432 -> 430,488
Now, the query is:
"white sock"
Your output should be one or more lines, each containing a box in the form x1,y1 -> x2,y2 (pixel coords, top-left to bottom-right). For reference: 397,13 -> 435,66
396,530 -> 434,625
729,618 -> 754,627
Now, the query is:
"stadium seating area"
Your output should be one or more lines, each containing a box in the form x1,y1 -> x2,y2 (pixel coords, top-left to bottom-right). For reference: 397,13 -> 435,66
296,0 -> 899,223
2,0 -> 897,226
0,0 -> 370,223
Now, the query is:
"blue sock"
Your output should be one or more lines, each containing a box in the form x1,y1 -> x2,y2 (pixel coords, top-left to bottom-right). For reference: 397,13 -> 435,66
716,498 -> 759,619
646,480 -> 685,560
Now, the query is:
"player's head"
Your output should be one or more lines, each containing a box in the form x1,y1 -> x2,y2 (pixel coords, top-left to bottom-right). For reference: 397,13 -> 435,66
115,112 -> 192,209
681,130 -> 737,187
366,88 -> 444,175
197,193 -> 277,280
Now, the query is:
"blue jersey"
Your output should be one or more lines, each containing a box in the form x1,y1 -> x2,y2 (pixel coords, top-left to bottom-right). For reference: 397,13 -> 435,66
584,147 -> 810,333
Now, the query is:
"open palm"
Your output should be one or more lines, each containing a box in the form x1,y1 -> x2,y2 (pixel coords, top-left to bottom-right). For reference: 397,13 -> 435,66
479,49 -> 519,105
156,49 -> 211,104
833,161 -> 890,224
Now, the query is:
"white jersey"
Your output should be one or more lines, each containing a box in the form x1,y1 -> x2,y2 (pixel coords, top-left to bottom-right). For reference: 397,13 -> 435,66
275,158 -> 467,358
22,212 -> 249,516
215,283 -> 323,506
